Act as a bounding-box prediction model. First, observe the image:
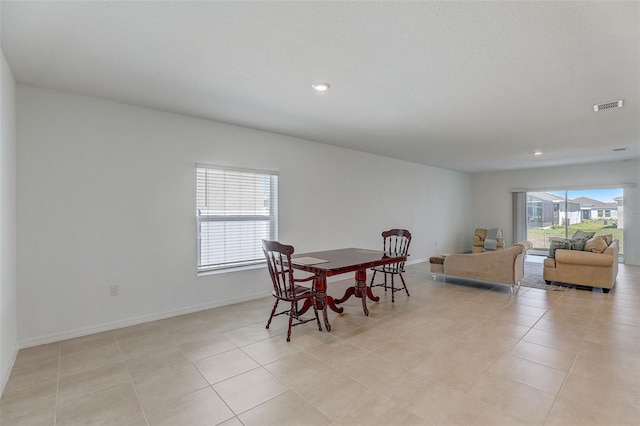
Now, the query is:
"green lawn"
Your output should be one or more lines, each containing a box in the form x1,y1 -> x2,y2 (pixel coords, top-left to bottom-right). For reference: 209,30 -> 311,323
527,219 -> 623,253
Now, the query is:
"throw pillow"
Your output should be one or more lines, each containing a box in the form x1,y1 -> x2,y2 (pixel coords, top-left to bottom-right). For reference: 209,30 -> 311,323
571,237 -> 588,251
594,234 -> 613,245
584,237 -> 608,253
548,237 -> 571,258
571,230 -> 596,240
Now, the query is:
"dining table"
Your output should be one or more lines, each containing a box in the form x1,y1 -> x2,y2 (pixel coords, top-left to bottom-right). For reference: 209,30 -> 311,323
290,248 -> 407,331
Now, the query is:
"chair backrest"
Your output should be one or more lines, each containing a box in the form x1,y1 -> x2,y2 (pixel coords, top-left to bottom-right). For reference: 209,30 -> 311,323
262,239 -> 297,300
474,228 -> 487,240
381,229 -> 412,272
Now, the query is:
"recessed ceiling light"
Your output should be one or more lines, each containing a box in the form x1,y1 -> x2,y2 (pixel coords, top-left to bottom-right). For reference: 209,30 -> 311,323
533,151 -> 543,156
312,82 -> 330,92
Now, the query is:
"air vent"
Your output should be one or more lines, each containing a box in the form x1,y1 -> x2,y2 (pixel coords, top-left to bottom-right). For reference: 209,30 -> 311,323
612,147 -> 628,152
593,99 -> 623,112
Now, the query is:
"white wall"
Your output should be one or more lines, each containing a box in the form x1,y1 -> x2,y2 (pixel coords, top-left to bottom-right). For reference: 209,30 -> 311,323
16,85 -> 472,346
470,161 -> 640,265
1,49 -> 18,391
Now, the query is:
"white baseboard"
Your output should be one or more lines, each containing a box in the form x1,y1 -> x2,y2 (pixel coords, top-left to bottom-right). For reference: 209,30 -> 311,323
1,345 -> 18,396
18,258 -> 429,349
18,290 -> 271,349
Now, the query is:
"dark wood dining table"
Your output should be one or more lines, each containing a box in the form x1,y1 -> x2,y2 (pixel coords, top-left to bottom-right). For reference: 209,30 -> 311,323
290,248 -> 407,331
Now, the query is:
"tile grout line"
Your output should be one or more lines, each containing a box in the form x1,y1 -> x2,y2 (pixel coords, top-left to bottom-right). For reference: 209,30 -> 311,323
53,342 -> 61,426
115,332 -> 150,426
5,263 -> 639,425
541,337 -> 586,426
183,335 -> 240,425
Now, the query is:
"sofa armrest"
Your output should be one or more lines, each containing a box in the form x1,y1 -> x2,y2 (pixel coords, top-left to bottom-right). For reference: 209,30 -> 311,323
603,239 -> 619,256
554,249 -> 614,267
516,240 -> 533,251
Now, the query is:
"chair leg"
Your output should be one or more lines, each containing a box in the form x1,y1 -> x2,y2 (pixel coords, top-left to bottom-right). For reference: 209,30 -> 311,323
399,273 -> 410,297
266,299 -> 278,329
390,273 -> 395,302
369,270 -> 377,288
383,273 -> 388,292
287,302 -> 295,342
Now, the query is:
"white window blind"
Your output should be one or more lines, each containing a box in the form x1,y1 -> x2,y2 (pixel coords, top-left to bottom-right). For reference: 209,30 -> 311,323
196,165 -> 278,273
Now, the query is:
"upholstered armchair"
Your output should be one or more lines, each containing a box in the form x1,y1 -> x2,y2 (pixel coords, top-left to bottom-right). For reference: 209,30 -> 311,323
472,228 -> 504,253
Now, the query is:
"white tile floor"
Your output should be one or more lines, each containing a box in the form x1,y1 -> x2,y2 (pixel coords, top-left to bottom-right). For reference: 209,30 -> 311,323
2,261 -> 639,425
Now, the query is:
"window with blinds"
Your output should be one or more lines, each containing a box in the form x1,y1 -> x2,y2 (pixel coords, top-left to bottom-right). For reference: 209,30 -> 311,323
196,165 -> 278,273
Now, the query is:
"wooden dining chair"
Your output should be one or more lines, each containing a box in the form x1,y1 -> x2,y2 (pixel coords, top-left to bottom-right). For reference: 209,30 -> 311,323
370,229 -> 412,302
262,240 -> 322,342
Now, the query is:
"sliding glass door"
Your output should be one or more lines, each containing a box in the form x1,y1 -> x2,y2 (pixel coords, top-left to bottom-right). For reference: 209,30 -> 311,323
525,188 -> 624,258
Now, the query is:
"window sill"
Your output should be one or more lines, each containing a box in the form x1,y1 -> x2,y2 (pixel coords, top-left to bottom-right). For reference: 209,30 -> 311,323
197,262 -> 266,277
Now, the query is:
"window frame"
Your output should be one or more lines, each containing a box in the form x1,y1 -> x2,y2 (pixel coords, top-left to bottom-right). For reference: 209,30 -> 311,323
196,164 -> 279,274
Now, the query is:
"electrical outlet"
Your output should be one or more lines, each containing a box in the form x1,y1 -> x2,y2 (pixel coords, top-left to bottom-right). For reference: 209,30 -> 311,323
110,285 -> 119,296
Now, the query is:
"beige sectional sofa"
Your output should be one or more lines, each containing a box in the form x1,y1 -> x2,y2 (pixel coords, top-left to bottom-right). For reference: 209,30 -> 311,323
543,238 -> 619,293
430,241 -> 533,293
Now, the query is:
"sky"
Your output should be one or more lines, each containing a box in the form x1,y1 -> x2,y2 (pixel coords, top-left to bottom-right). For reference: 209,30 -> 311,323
549,188 -> 623,203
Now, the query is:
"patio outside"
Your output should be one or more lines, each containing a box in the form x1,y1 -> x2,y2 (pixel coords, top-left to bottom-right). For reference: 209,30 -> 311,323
527,219 -> 623,254
526,189 -> 624,256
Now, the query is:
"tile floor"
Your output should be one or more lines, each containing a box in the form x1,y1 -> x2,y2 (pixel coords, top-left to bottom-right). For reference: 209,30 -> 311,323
2,261 -> 639,425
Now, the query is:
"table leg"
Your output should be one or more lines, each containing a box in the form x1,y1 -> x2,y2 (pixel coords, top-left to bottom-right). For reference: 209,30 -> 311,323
335,269 -> 379,316
324,296 -> 344,314
318,297 -> 331,332
299,294 -> 343,316
296,276 -> 342,332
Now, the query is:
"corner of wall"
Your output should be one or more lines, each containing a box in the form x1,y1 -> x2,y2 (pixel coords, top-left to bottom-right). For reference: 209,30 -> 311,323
0,46 -> 19,396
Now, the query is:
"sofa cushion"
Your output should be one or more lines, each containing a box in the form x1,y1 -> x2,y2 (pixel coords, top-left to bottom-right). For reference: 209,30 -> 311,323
584,237 -> 608,253
594,234 -> 613,245
548,237 -> 571,258
571,230 -> 596,240
570,237 -> 589,251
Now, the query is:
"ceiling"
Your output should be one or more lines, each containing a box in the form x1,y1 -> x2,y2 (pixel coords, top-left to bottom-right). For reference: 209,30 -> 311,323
2,1 -> 639,173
